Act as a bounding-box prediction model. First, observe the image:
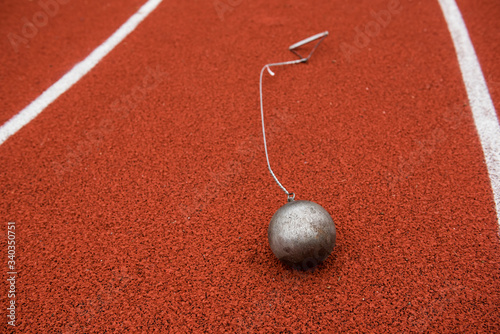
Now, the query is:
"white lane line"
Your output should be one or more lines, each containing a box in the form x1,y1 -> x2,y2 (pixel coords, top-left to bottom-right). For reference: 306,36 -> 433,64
437,0 -> 500,228
0,0 -> 163,146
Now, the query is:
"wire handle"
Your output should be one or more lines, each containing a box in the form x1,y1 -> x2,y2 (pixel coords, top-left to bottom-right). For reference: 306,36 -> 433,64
259,31 -> 328,200
289,31 -> 329,61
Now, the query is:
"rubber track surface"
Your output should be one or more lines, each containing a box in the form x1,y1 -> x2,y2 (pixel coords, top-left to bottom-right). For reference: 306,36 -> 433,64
1,0 -> 499,332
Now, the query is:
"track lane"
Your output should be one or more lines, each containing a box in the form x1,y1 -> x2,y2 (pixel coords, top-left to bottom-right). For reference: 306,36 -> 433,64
0,0 -> 499,332
0,0 -> 145,126
438,0 -> 500,229
455,0 -> 500,117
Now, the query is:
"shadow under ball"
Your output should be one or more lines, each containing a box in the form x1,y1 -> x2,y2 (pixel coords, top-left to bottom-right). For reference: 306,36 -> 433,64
268,200 -> 336,270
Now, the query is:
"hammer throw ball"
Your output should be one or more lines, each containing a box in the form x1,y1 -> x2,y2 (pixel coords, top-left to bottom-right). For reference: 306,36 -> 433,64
268,199 -> 336,270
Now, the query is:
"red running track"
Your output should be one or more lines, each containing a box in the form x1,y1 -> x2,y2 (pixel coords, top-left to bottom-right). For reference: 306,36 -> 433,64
1,0 -> 499,332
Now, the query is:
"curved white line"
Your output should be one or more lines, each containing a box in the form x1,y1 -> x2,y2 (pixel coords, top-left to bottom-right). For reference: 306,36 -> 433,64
0,0 -> 163,145
438,0 -> 500,228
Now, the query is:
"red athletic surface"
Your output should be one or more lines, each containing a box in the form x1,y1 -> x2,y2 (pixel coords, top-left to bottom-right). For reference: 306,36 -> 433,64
1,0 -> 500,332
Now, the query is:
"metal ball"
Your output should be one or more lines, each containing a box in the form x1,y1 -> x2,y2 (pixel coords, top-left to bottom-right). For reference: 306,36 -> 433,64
268,200 -> 336,270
